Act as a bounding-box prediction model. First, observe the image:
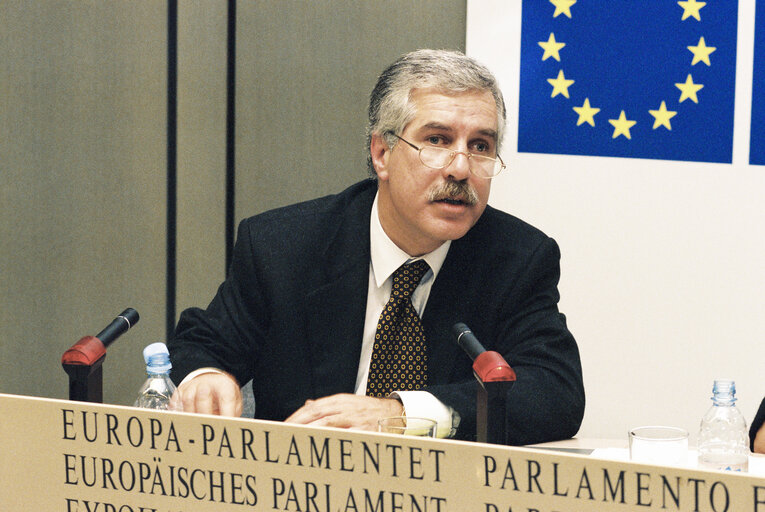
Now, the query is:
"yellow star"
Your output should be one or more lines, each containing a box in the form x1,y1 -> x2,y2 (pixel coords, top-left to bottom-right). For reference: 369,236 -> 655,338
573,98 -> 600,127
688,37 -> 716,66
539,33 -> 566,62
678,0 -> 706,21
608,111 -> 636,139
675,74 -> 704,103
648,101 -> 678,130
547,70 -> 575,99
549,0 -> 577,18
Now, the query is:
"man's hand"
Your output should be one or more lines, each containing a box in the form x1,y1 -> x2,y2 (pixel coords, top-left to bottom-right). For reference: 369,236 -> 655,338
175,372 -> 243,417
285,393 -> 404,431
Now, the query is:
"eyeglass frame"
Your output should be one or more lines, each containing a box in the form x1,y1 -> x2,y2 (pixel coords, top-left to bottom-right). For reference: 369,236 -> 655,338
388,132 -> 506,179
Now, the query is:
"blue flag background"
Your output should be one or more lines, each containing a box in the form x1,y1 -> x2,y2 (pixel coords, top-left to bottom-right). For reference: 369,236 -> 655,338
750,0 -> 765,165
518,1 -> 738,163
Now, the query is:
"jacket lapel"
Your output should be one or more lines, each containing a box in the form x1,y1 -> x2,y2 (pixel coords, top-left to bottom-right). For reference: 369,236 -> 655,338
423,211 -> 501,385
303,183 -> 374,398
422,247 -> 467,386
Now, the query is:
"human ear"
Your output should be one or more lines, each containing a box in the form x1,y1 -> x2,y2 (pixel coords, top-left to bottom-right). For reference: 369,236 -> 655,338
370,133 -> 391,180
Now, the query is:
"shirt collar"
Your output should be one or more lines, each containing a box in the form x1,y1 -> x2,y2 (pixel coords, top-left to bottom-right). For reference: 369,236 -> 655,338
370,192 -> 451,288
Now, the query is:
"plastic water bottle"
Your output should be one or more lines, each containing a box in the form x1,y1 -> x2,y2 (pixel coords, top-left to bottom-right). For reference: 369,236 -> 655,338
697,379 -> 749,472
134,343 -> 181,411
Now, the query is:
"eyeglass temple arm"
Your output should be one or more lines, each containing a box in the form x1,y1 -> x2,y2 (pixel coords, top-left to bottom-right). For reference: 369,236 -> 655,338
388,132 -> 420,151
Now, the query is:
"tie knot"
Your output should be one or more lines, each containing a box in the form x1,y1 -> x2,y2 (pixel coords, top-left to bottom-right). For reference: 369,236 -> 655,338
391,260 -> 430,299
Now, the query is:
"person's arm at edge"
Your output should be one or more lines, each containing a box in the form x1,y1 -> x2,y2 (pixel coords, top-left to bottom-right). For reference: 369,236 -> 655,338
750,396 -> 765,454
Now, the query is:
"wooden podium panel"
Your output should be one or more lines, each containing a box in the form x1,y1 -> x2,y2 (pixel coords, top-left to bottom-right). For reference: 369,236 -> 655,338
1,393 -> 764,511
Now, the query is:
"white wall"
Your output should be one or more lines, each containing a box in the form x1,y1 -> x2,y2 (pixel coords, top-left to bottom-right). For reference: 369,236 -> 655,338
467,0 -> 764,442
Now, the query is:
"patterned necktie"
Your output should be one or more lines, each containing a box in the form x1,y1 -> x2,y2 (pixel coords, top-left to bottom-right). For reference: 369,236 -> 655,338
366,259 -> 430,397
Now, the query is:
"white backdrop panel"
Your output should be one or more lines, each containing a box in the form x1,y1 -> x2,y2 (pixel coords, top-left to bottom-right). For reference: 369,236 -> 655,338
467,0 -> 764,441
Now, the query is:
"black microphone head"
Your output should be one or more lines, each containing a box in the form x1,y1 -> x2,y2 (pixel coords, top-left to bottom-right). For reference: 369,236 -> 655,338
97,308 -> 139,347
452,322 -> 470,338
119,308 -> 139,328
453,322 -> 485,361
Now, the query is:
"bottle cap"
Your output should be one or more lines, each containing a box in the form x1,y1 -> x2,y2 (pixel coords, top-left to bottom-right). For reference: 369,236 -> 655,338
712,379 -> 736,400
143,342 -> 172,373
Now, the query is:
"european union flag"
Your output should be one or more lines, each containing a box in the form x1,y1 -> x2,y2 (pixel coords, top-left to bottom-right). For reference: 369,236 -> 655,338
518,1 -> 738,163
750,0 -> 765,166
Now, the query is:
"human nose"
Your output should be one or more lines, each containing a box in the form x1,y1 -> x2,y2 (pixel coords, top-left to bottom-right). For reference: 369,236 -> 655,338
443,150 -> 471,181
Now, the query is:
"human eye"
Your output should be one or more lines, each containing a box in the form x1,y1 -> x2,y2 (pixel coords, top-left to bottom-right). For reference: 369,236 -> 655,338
425,134 -> 448,146
470,140 -> 494,155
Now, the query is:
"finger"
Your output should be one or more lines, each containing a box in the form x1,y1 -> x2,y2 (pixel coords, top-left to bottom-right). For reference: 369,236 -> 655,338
217,387 -> 242,417
284,400 -> 323,424
194,382 -> 216,415
305,409 -> 383,431
180,383 -> 199,413
304,413 -> 356,429
288,396 -> 354,424
169,388 -> 184,412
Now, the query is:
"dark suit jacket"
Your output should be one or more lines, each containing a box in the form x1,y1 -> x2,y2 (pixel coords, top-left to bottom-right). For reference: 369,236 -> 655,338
168,179 -> 585,445
751,397 -> 765,451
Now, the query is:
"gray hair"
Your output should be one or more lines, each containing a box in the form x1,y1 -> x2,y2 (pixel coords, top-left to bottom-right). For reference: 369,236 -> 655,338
366,49 -> 506,177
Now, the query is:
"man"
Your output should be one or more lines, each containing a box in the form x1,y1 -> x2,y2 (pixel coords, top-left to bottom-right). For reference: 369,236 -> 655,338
168,49 -> 585,445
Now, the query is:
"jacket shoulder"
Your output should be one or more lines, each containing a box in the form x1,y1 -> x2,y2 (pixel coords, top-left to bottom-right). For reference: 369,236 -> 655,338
233,179 -> 375,264
239,180 -> 375,236
470,205 -> 556,254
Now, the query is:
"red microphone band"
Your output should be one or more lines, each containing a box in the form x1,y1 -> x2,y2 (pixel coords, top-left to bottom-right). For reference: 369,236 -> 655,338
472,351 -> 516,382
61,336 -> 106,367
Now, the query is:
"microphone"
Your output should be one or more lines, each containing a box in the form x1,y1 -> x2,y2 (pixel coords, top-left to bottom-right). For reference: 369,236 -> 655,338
96,308 -> 140,348
452,322 -> 516,382
453,322 -> 485,361
62,308 -> 140,366
61,308 -> 140,403
453,322 -> 515,445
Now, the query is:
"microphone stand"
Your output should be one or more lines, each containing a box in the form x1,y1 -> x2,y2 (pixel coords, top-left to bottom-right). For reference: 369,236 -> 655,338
472,352 -> 516,444
62,346 -> 106,403
453,323 -> 516,444
61,308 -> 139,403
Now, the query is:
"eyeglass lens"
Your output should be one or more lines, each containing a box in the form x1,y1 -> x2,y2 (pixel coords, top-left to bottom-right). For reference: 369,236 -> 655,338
419,147 -> 501,177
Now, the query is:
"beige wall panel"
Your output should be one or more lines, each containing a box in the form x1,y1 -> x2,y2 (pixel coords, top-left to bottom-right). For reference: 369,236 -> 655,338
235,0 -> 467,221
176,2 -> 228,316
0,1 -> 167,405
0,0 -> 466,407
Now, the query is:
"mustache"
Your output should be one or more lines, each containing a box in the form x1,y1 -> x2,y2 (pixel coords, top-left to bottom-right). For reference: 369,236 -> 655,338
428,180 -> 479,206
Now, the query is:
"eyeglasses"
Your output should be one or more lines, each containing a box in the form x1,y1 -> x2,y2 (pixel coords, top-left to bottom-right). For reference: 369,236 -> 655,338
390,133 -> 506,179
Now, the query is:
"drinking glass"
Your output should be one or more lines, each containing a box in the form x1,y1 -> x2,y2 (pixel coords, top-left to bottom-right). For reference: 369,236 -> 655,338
629,426 -> 689,466
378,416 -> 437,437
